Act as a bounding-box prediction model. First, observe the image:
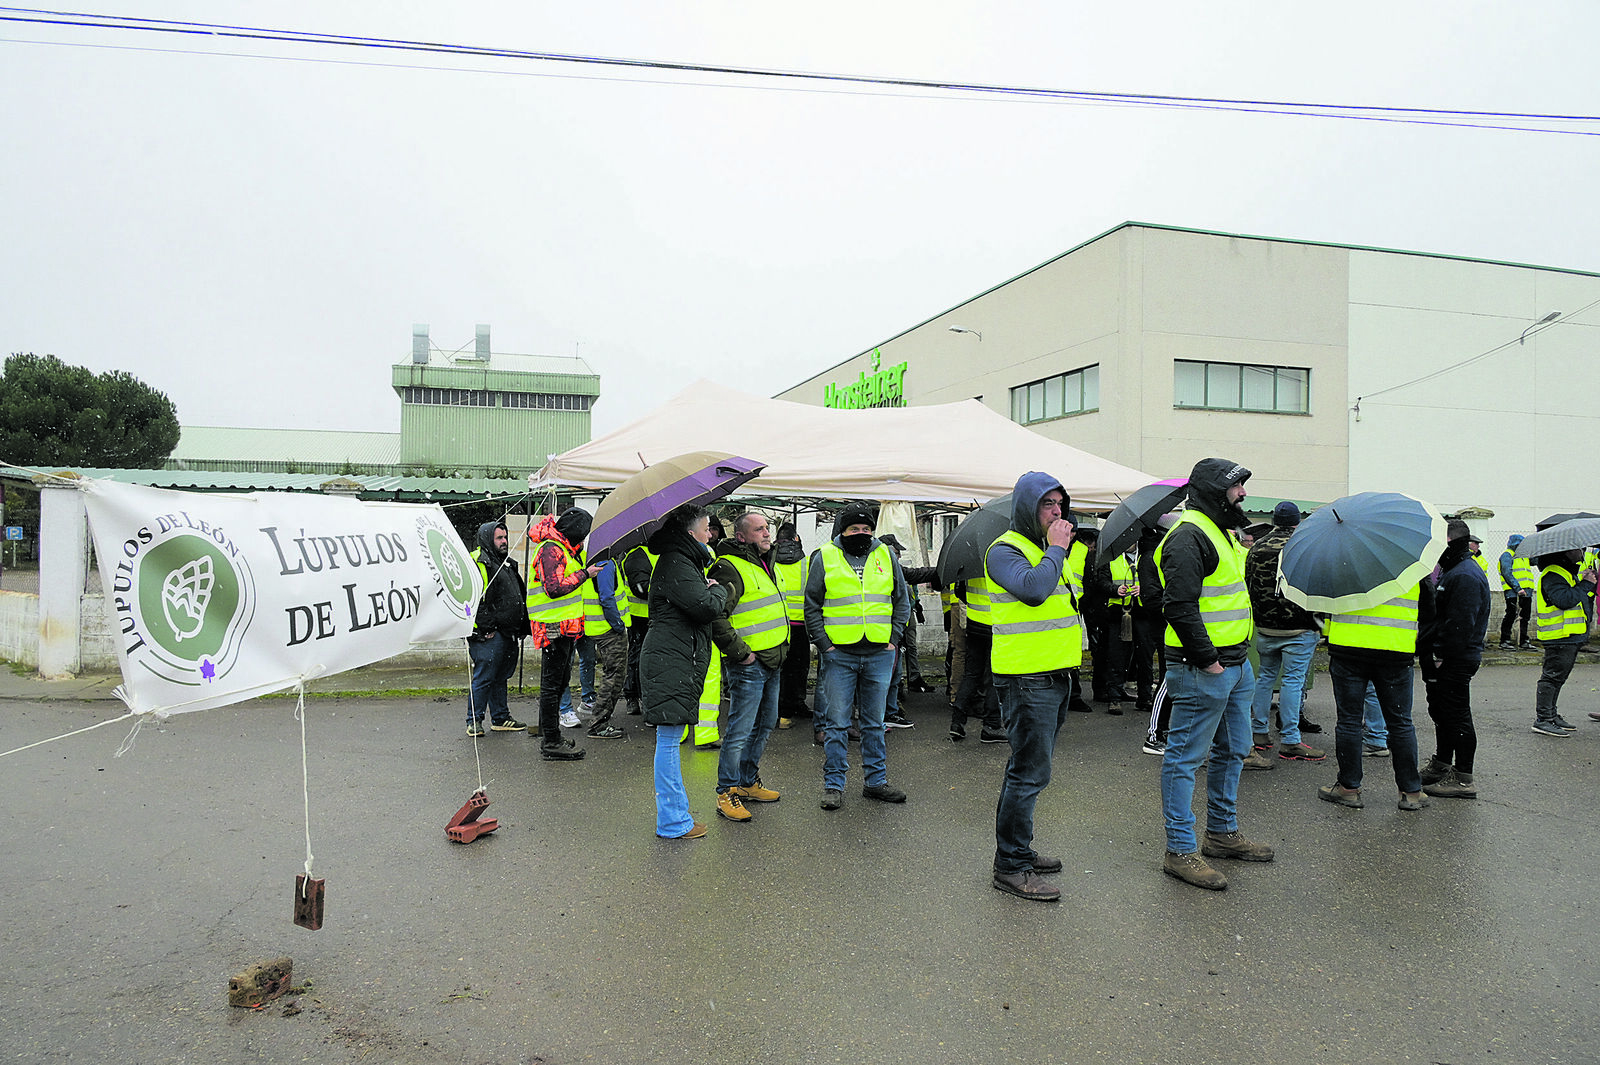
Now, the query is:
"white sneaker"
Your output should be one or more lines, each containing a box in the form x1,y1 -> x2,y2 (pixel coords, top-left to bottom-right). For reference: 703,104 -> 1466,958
559,710 -> 580,728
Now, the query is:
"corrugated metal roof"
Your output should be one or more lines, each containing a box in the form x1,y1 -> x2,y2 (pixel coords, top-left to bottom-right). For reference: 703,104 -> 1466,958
4,467 -> 530,502
172,426 -> 403,465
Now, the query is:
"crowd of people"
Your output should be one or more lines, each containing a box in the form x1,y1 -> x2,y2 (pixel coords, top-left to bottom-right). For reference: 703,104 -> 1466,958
462,459 -> 1598,896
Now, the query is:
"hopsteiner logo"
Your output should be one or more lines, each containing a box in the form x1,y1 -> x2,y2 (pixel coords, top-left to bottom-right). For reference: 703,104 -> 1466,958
416,513 -> 478,621
112,513 -> 256,685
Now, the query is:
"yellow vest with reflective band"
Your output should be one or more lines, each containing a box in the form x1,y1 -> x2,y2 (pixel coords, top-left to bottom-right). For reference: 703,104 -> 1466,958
581,568 -> 629,637
1534,564 -> 1587,642
963,576 -> 995,626
526,540 -> 585,623
683,652 -> 722,746
722,555 -> 789,652
1066,540 -> 1089,598
624,547 -> 656,619
818,542 -> 895,645
941,588 -> 956,615
1155,511 -> 1253,650
1326,588 -> 1420,653
985,529 -> 1082,674
1511,554 -> 1537,593
1106,554 -> 1134,607
1474,552 -> 1491,582
773,556 -> 809,623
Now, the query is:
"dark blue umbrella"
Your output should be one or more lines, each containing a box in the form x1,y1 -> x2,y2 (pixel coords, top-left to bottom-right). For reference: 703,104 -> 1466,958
1277,492 -> 1446,613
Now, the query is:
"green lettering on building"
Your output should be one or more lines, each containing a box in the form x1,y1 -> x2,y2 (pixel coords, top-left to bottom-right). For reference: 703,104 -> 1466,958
823,349 -> 909,410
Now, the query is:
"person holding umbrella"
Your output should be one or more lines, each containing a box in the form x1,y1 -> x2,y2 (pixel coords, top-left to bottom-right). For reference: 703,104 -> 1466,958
1530,545 -> 1598,736
1155,458 -> 1274,892
643,503 -> 727,840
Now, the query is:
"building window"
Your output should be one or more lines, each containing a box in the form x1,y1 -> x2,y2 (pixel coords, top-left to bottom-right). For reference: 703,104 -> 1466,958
1010,364 -> 1099,424
1173,360 -> 1308,414
402,387 -> 592,411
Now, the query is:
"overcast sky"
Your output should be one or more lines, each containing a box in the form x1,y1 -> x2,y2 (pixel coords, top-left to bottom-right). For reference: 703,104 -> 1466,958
6,2 -> 1599,446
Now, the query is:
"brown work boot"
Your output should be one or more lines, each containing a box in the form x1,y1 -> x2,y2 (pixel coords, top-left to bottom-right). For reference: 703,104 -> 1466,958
1423,769 -> 1478,799
1163,851 -> 1228,890
1201,830 -> 1276,862
733,778 -> 781,803
992,869 -> 1061,901
1243,749 -> 1275,771
715,791 -> 752,822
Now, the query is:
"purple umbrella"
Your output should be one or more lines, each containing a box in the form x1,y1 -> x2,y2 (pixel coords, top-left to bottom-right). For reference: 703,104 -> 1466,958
586,451 -> 765,561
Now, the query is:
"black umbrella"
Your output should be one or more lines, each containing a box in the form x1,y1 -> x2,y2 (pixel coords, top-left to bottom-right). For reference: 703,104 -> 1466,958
1098,478 -> 1187,560
937,494 -> 1012,585
1535,511 -> 1600,530
1515,517 -> 1600,558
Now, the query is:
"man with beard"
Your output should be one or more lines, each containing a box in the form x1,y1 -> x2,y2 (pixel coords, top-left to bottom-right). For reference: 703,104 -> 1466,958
465,520 -> 532,736
1156,459 -> 1275,891
1418,520 -> 1491,796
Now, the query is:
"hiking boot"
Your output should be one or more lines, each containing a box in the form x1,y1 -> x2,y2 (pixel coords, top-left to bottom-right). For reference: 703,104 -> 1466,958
1278,741 -> 1326,761
979,727 -> 1009,744
715,791 -> 752,822
862,783 -> 907,803
1299,718 -> 1323,734
820,789 -> 843,811
1419,755 -> 1452,785
540,739 -> 585,761
1162,851 -> 1227,890
489,717 -> 528,731
1398,791 -> 1431,811
587,724 -> 624,739
1423,769 -> 1478,799
1252,732 -> 1273,751
1318,783 -> 1363,808
1201,830 -> 1275,862
1532,720 -> 1570,737
992,869 -> 1061,901
658,822 -> 708,840
949,720 -> 967,741
733,779 -> 780,803
1364,744 -> 1391,758
466,721 -> 486,737
1243,749 -> 1275,771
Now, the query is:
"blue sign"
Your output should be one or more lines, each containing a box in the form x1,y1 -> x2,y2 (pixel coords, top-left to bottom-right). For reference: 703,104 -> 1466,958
3,527 -> 22,541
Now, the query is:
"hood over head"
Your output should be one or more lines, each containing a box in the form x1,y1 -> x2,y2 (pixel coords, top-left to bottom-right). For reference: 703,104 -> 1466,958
476,520 -> 508,560
772,536 -> 806,565
1185,458 -> 1252,531
1009,471 -> 1069,545
831,500 -> 878,539
554,506 -> 592,547
1507,533 -> 1524,548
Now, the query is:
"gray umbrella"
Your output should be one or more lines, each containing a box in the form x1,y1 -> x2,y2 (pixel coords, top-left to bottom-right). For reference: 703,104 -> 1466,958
1514,517 -> 1600,558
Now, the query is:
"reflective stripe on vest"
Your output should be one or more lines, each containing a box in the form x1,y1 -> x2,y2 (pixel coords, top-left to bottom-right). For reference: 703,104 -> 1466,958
963,576 -> 994,625
722,555 -> 789,651
1535,564 -> 1586,641
581,568 -> 629,636
1066,540 -> 1088,598
1155,511 -> 1253,649
625,547 -> 656,619
819,542 -> 895,645
526,541 -> 585,622
1511,555 -> 1537,593
985,529 -> 1082,674
1326,589 -> 1420,653
684,652 -> 721,745
1106,554 -> 1134,606
774,557 -> 809,622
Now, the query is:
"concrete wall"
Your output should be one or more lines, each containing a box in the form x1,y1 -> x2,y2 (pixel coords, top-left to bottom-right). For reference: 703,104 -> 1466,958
0,591 -> 39,666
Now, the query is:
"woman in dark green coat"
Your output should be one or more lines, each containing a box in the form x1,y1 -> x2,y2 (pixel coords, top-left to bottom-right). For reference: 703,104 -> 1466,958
644,504 -> 726,839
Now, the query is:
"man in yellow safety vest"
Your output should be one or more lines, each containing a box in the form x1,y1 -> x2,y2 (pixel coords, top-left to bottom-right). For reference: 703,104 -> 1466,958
1155,458 -> 1275,891
526,507 -> 601,761
1531,546 -> 1598,736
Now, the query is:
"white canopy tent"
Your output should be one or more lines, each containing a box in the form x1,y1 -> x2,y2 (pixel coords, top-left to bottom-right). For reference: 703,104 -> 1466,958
532,380 -> 1158,510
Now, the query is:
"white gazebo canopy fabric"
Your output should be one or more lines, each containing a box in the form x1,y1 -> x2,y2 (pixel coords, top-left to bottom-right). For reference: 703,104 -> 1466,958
533,380 -> 1159,510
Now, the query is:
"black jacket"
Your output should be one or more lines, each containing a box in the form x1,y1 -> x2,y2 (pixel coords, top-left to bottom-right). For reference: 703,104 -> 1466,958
1419,541 -> 1491,666
471,523 -> 531,638
1159,458 -> 1252,668
640,529 -> 727,727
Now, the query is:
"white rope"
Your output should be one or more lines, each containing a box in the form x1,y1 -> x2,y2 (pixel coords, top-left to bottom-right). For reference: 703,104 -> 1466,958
0,710 -> 137,759
294,682 -> 315,881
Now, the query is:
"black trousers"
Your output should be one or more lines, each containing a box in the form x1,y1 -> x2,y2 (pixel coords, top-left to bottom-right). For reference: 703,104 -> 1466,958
1423,659 -> 1479,773
538,634 -> 578,744
624,617 -> 650,701
1500,594 -> 1530,645
779,622 -> 813,715
953,624 -> 1001,729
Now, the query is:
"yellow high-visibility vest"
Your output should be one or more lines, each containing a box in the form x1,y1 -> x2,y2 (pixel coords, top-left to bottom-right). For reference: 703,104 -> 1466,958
963,576 -> 995,626
773,556 -> 809,623
1535,564 -> 1587,642
1155,512 -> 1253,650
526,540 -> 584,624
721,555 -> 789,652
1106,554 -> 1134,607
985,529 -> 1082,675
818,542 -> 895,645
625,547 -> 657,620
580,567 -> 629,637
1327,588 -> 1420,653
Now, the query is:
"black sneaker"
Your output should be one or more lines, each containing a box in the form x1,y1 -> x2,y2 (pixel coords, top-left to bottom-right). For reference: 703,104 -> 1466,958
1552,716 -> 1579,732
1142,737 -> 1166,756
1531,721 -> 1569,737
885,713 -> 915,730
949,720 -> 967,741
466,721 -> 486,737
862,783 -> 907,803
489,717 -> 527,731
540,739 -> 586,760
979,727 -> 1008,744
1299,718 -> 1324,735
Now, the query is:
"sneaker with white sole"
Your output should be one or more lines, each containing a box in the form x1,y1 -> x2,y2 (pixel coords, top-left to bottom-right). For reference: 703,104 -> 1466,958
1532,720 -> 1569,737
559,710 -> 580,729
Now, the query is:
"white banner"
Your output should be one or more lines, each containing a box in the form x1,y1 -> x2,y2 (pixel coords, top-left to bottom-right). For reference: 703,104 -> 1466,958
82,481 -> 482,717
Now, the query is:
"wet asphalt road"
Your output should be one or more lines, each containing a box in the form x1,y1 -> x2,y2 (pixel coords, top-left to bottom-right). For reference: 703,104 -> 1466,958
1,658 -> 1597,1065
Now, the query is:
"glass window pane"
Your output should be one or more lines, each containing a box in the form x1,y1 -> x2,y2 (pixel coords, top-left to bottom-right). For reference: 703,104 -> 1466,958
1277,367 -> 1308,412
1206,363 -> 1241,408
1242,365 -> 1276,410
1011,386 -> 1025,423
1174,362 -> 1206,406
1028,382 -> 1045,421
1044,375 -> 1063,418
1082,365 -> 1099,411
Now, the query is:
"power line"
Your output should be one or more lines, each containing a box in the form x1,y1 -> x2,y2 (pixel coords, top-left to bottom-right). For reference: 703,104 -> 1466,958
4,6 -> 1600,135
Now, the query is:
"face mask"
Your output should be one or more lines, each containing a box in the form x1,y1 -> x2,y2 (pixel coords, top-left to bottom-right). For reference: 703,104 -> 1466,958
841,533 -> 873,556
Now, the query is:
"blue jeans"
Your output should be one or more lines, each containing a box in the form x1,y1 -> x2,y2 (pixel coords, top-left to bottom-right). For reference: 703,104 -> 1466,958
820,646 -> 895,790
466,632 -> 520,725
992,670 -> 1073,874
1250,630 -> 1316,744
1363,684 -> 1387,746
719,657 -> 782,791
654,722 -> 693,837
1160,661 -> 1254,854
1329,653 -> 1420,793
559,634 -> 597,713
